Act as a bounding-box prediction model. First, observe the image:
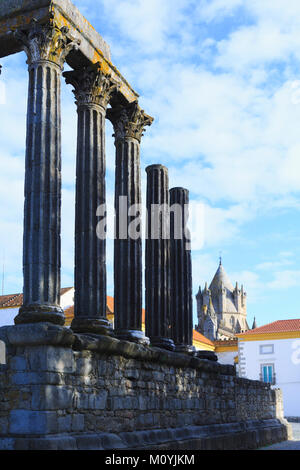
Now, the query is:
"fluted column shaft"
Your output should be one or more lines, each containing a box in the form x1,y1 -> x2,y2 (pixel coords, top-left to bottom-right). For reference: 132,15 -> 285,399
107,101 -> 153,344
14,20 -> 80,325
170,187 -> 195,353
74,104 -> 108,332
74,104 -> 107,332
15,20 -> 79,324
15,60 -> 64,324
63,65 -> 117,334
114,138 -> 143,338
145,165 -> 175,351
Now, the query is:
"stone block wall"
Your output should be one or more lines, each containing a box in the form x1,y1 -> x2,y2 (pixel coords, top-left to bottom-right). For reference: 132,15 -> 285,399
0,323 -> 290,450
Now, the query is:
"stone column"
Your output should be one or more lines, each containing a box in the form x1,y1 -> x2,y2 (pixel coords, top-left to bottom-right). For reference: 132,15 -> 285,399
107,101 -> 153,344
63,65 -> 117,334
170,187 -> 195,354
14,19 -> 80,325
145,165 -> 175,351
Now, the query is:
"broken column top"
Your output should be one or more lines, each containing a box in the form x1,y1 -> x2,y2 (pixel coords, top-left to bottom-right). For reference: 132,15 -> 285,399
0,0 -> 139,103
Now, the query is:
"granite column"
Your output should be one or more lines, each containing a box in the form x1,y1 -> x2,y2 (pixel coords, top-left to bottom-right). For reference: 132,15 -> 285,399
107,101 -> 153,344
145,165 -> 175,351
170,187 -> 195,353
64,64 -> 117,334
14,20 -> 80,325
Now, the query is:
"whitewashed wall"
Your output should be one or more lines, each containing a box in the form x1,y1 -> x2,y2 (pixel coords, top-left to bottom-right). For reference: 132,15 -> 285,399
238,337 -> 300,417
60,288 -> 74,309
0,308 -> 19,327
0,288 -> 75,328
216,350 -> 237,366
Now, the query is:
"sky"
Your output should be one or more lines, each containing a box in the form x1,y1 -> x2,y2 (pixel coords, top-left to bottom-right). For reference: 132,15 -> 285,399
1,0 -> 300,328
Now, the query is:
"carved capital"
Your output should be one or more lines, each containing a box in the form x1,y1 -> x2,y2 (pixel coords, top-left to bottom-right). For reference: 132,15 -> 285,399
107,101 -> 154,142
63,63 -> 119,109
14,18 -> 81,68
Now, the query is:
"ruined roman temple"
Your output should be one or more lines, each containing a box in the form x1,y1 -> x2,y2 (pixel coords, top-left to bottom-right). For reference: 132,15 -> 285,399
0,0 -> 291,450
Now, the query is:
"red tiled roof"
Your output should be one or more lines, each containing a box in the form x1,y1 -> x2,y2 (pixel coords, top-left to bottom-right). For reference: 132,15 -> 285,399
237,319 -> 300,336
0,288 -> 73,308
107,296 -> 114,314
60,287 -> 73,296
0,293 -> 23,308
193,329 -> 214,346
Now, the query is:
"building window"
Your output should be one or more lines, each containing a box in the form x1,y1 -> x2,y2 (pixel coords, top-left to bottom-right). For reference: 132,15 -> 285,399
259,344 -> 274,355
260,364 -> 276,384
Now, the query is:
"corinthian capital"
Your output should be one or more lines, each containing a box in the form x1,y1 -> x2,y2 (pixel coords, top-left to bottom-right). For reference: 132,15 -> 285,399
14,18 -> 81,68
63,63 -> 119,109
107,101 -> 154,142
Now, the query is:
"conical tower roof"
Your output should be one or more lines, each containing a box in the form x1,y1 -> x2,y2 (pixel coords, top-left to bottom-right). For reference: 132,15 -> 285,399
209,260 -> 234,294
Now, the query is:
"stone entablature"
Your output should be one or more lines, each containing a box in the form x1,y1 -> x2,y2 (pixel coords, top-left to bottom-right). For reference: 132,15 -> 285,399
0,0 -> 137,103
0,323 -> 291,450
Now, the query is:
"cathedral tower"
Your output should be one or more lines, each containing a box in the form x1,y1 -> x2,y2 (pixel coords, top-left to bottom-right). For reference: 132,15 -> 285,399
196,260 -> 249,340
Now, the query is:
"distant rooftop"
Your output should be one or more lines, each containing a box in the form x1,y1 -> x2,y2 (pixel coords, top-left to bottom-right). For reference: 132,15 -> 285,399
237,319 -> 300,336
0,287 -> 73,308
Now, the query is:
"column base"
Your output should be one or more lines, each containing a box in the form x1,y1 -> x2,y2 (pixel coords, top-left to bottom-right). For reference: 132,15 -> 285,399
150,337 -> 176,351
115,329 -> 150,346
71,318 -> 113,336
194,350 -> 218,362
14,305 -> 65,326
175,344 -> 196,355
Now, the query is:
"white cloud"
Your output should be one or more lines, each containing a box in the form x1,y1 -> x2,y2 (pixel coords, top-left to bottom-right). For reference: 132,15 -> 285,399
72,0 -> 300,210
215,23 -> 297,71
267,270 -> 300,290
195,0 -> 244,23
98,0 -> 188,54
256,260 -> 294,272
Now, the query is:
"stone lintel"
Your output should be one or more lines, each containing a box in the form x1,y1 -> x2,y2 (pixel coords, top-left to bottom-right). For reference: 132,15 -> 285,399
0,0 -> 139,103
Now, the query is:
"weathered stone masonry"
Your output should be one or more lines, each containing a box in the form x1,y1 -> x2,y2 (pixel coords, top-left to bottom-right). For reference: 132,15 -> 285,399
0,324 -> 290,450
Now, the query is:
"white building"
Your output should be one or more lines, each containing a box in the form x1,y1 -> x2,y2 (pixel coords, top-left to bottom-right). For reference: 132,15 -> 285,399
214,339 -> 238,367
0,287 -> 75,327
237,319 -> 300,418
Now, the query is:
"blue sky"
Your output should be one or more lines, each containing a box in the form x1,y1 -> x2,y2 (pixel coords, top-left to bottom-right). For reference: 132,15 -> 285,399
1,0 -> 300,328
